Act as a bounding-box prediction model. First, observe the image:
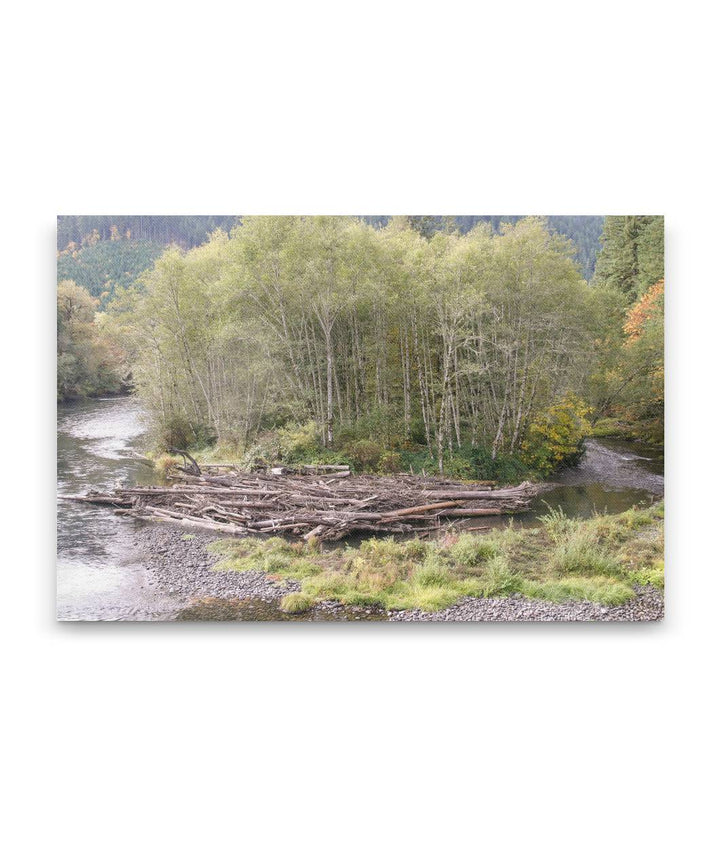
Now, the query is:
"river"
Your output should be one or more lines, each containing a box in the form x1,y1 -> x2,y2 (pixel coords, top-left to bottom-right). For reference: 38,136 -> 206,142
57,397 -> 664,621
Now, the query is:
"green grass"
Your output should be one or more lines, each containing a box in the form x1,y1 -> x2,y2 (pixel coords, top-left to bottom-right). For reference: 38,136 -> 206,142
280,593 -> 315,614
625,561 -> 664,589
520,577 -> 635,606
207,502 -> 664,614
548,528 -> 623,577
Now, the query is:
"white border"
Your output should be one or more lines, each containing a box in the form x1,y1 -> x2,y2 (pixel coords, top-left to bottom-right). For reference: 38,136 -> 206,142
3,2 -> 717,853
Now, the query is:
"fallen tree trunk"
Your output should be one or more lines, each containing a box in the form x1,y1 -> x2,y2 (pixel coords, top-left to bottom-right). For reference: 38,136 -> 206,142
62,468 -> 542,542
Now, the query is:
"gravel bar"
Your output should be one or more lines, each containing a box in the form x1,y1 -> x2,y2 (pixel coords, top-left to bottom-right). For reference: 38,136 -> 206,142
136,522 -> 663,622
136,522 -> 300,602
389,588 -> 663,621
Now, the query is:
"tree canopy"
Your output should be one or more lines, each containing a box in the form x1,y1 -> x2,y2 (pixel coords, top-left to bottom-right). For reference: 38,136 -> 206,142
106,216 -> 606,472
58,213 -> 664,462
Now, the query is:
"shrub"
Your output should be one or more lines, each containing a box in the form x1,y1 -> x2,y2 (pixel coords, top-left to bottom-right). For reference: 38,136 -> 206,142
412,552 -> 452,587
158,414 -> 216,451
277,422 -> 321,462
521,395 -> 591,477
476,555 -> 521,597
626,562 -> 664,589
442,454 -> 476,480
159,414 -> 196,450
549,528 -> 622,578
344,439 -> 383,472
538,505 -> 578,543
377,451 -> 402,473
449,533 -> 498,566
280,593 -> 315,614
155,453 -> 179,477
399,444 -> 529,483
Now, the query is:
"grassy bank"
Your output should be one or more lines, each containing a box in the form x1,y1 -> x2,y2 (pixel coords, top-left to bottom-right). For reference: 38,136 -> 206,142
207,503 -> 664,614
588,417 -> 664,446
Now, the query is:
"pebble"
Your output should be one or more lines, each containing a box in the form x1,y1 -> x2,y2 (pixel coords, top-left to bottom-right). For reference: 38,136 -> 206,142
389,587 -> 664,622
136,522 -> 300,603
137,522 -> 663,622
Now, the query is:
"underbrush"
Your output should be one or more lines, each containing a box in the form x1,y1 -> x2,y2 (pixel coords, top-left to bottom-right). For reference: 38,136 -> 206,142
207,502 -> 664,614
163,419 -> 535,483
588,417 -> 664,446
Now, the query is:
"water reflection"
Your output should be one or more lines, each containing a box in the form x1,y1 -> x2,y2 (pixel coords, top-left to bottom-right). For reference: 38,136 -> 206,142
57,397 -> 181,621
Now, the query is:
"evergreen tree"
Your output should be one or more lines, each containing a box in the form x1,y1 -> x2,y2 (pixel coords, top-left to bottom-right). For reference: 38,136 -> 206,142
592,215 -> 664,299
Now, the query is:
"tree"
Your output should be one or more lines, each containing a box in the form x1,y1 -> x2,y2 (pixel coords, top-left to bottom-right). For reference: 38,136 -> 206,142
57,280 -> 123,400
105,216 -> 621,469
592,215 -> 664,299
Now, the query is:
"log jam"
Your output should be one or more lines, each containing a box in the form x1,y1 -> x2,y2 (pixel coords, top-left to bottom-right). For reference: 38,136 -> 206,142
60,464 -> 541,542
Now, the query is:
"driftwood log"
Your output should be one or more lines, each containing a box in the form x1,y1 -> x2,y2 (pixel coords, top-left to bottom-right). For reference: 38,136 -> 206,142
60,463 -> 542,543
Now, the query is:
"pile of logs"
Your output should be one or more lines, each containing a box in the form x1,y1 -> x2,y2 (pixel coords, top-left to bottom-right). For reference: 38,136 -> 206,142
61,463 -> 541,542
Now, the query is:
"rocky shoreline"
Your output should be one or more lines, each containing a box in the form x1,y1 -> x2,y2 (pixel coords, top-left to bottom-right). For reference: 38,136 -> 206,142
136,522 -> 664,622
388,587 -> 664,621
137,523 -> 300,602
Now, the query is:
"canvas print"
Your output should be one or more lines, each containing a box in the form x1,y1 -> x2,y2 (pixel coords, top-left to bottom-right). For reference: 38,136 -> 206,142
57,215 -> 664,621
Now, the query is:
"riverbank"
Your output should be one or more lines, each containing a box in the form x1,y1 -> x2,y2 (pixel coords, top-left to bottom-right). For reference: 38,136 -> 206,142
136,524 -> 387,621
135,501 -> 664,621
58,398 -> 664,621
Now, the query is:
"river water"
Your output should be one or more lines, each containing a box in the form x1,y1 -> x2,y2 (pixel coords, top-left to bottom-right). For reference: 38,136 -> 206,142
57,398 -> 185,620
57,397 -> 664,621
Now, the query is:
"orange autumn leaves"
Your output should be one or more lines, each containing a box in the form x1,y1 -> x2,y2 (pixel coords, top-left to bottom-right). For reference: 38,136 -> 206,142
624,280 -> 664,342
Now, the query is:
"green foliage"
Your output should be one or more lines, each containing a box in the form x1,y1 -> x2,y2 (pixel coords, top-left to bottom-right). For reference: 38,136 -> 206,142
448,533 -> 498,566
103,216 -> 615,466
73,214 -> 661,468
57,280 -> 125,400
537,505 -> 577,543
277,422 -> 321,461
548,527 -> 623,578
399,445 -> 529,483
377,451 -> 402,473
57,234 -> 164,307
625,562 -> 664,589
206,502 -> 662,614
475,555 -> 522,597
392,215 -> 603,281
280,593 -> 314,614
586,216 -> 664,441
520,577 -> 635,606
344,439 -> 383,472
521,396 -> 591,476
592,216 -> 664,300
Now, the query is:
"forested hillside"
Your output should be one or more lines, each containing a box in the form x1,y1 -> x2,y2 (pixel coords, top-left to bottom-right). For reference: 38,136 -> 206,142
56,216 -> 240,251
366,215 -> 603,281
57,230 -> 165,308
58,214 -> 603,281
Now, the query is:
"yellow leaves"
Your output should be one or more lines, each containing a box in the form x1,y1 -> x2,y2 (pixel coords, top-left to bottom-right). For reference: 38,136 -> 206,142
521,395 -> 591,476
